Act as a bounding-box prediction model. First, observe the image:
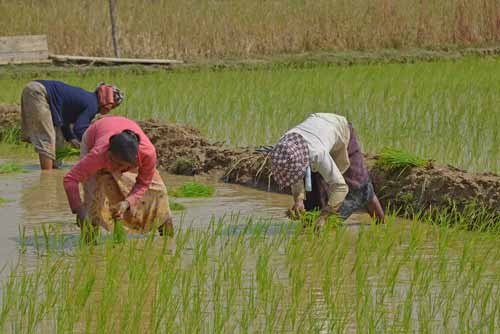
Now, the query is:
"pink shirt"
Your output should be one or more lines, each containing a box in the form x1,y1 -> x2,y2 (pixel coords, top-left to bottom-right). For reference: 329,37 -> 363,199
64,116 -> 157,213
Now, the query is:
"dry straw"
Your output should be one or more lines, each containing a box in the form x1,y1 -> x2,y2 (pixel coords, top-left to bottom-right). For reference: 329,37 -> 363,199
2,0 -> 500,59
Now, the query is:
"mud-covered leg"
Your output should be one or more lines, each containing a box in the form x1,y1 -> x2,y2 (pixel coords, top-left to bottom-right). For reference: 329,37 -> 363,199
158,214 -> 174,237
367,194 -> 385,223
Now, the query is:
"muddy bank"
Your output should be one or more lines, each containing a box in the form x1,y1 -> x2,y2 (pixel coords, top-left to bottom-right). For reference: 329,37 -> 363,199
2,105 -> 500,219
137,120 -> 500,220
0,104 -> 21,141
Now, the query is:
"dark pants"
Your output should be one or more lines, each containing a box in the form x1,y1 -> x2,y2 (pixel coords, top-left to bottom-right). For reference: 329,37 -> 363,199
304,172 -> 375,220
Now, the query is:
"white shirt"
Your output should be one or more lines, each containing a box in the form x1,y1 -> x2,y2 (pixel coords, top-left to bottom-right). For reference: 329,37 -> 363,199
286,113 -> 351,208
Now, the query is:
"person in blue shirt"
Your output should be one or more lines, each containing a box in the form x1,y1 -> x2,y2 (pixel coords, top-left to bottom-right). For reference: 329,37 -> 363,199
20,80 -> 124,170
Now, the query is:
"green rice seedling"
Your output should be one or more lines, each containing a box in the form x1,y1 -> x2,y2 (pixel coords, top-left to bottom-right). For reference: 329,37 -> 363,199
0,127 -> 20,145
3,57 -> 500,174
55,147 -> 80,162
170,202 -> 186,211
170,181 -> 215,198
0,161 -> 25,174
0,197 -> 9,206
112,220 -> 127,244
376,147 -> 429,171
5,214 -> 500,332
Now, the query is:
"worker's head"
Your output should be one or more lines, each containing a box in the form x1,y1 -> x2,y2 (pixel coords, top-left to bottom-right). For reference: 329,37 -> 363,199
96,83 -> 124,114
108,130 -> 139,172
270,133 -> 309,188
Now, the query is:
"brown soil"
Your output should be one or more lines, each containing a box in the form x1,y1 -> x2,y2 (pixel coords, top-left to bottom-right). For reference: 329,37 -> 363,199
0,104 -> 20,137
3,105 -> 500,219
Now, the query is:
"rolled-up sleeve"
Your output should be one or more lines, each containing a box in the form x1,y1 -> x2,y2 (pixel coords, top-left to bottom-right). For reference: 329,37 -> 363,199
314,150 -> 348,209
126,151 -> 156,207
63,151 -> 103,212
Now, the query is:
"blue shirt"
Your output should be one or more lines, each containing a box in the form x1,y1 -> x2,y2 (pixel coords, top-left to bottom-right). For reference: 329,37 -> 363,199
36,80 -> 99,141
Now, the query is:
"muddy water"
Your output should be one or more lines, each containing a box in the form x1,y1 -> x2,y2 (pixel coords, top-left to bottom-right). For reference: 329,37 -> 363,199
0,161 -> 371,268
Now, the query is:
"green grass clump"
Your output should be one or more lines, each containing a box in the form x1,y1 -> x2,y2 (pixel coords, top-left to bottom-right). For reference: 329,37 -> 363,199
170,202 -> 186,211
0,197 -> 9,206
0,161 -> 25,174
376,147 -> 429,170
56,147 -> 80,162
170,182 -> 215,198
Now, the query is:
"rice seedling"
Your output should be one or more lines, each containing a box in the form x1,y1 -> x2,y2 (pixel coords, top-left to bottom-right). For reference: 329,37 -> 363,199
170,202 -> 186,211
55,147 -> 80,162
170,182 -> 215,198
0,197 -> 9,206
112,220 -> 127,244
0,161 -> 25,174
2,57 -> 500,173
376,147 -> 429,171
287,209 -> 343,228
3,212 -> 500,333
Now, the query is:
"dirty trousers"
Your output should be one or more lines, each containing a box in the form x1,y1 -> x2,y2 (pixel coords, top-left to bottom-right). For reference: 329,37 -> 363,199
20,81 -> 65,160
304,172 -> 375,220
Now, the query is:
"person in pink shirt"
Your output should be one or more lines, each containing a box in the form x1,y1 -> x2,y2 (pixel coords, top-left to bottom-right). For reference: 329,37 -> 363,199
64,116 -> 173,236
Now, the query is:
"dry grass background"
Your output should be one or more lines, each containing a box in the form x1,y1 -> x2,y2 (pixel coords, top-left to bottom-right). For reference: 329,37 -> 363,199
2,0 -> 500,59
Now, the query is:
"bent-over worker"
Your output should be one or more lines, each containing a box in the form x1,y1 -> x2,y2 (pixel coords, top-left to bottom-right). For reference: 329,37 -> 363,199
270,113 -> 385,227
63,116 -> 173,236
20,80 -> 124,170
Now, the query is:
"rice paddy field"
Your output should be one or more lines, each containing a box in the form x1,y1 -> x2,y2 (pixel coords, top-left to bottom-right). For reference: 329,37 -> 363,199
2,56 -> 500,333
2,57 -> 500,172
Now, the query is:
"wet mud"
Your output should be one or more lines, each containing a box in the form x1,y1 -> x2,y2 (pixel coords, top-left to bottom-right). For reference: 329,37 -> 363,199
3,105 -> 500,219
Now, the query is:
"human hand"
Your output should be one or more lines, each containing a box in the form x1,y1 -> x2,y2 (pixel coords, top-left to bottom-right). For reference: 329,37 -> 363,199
75,207 -> 87,227
288,199 -> 305,219
70,139 -> 81,149
113,200 -> 130,220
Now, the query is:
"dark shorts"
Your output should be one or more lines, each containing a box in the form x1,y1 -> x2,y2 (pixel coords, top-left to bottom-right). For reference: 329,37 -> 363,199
304,172 -> 374,220
336,182 -> 375,220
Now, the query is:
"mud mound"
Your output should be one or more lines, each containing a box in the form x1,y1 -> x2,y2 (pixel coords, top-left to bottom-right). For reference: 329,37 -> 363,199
137,120 -> 273,185
0,104 -> 20,129
369,161 -> 500,217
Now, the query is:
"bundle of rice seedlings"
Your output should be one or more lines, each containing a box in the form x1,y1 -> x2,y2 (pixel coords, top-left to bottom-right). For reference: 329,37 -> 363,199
288,209 -> 342,227
170,202 -> 187,211
376,147 -> 429,171
170,182 -> 215,198
55,147 -> 80,162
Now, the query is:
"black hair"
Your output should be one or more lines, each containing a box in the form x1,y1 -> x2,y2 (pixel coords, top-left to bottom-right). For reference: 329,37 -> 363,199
109,130 -> 140,164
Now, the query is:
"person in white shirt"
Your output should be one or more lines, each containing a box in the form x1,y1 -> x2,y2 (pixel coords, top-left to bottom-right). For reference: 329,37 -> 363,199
270,113 -> 384,227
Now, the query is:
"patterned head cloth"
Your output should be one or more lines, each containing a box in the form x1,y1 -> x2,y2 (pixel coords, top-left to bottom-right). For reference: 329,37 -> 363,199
270,133 -> 309,188
96,83 -> 124,113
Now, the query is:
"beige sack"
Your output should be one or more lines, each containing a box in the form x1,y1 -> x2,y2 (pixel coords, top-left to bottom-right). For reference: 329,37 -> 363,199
88,170 -> 171,234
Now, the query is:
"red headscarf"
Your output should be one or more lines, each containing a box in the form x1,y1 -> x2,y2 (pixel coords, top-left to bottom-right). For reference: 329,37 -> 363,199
97,84 -> 124,112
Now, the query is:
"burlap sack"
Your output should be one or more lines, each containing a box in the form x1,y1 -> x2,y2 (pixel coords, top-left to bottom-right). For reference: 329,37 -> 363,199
88,170 -> 171,233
